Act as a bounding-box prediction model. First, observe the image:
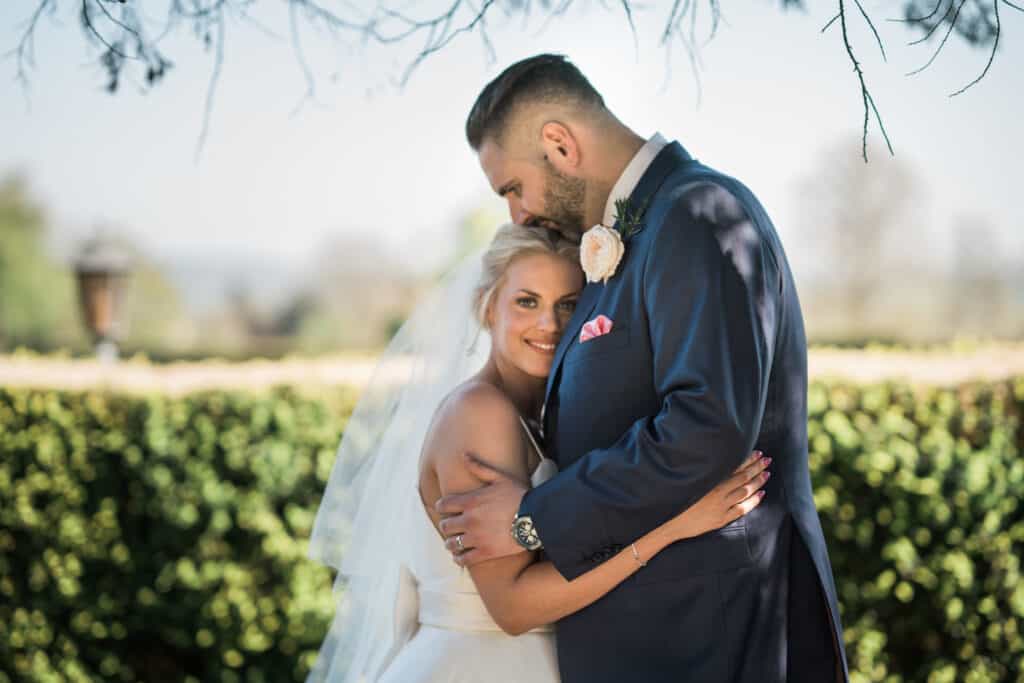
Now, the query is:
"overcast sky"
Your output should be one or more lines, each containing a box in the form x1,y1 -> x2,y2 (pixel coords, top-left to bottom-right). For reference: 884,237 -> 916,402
2,1 -> 1020,284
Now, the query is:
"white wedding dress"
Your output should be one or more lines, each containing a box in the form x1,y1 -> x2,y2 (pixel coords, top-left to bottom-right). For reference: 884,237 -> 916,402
377,418 -> 561,683
307,254 -> 562,683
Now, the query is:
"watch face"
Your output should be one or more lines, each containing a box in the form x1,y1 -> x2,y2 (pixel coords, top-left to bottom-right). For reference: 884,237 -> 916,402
513,516 -> 542,551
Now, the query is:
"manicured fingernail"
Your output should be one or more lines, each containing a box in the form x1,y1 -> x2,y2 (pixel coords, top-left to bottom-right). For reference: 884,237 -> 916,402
763,457 -> 772,465
763,471 -> 771,480
758,490 -> 767,498
754,450 -> 763,458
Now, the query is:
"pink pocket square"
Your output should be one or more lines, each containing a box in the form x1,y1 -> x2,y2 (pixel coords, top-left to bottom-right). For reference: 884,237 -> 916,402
579,315 -> 613,343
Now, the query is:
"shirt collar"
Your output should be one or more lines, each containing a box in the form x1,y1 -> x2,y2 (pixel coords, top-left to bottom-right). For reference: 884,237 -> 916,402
602,132 -> 668,228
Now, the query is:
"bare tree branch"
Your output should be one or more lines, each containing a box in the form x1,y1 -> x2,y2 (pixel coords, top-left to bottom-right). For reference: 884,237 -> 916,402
654,0 -> 723,105
906,0 -> 968,74
80,2 -> 131,62
889,0 -> 945,24
395,0 -> 499,85
704,0 -> 723,46
620,0 -> 639,53
8,0 -> 58,93
906,2 -> 953,47
836,0 -> 894,160
661,0 -> 687,43
7,0 -> 1014,159
898,0 -> 1001,45
195,4 -> 225,160
852,0 -> 888,60
92,0 -> 141,42
289,0 -> 318,114
949,0 -> 999,95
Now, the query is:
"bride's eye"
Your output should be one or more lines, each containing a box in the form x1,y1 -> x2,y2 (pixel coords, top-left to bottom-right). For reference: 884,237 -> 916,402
557,300 -> 578,313
516,297 -> 538,308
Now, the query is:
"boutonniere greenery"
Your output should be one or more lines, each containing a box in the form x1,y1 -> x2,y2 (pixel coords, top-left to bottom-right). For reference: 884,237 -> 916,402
612,196 -> 650,240
580,197 -> 650,284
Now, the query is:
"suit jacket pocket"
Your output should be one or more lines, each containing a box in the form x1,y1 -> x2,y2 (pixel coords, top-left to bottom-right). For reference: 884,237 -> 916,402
565,324 -> 631,366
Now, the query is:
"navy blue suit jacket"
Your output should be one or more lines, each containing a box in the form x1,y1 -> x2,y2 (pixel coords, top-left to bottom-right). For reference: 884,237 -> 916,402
519,142 -> 848,682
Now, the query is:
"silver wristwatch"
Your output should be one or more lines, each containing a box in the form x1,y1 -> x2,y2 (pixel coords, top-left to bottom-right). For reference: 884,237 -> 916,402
512,514 -> 543,551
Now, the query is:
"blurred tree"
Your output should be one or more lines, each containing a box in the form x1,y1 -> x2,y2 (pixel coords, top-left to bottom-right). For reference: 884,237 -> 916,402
948,215 -> 1013,336
0,177 -> 195,357
796,139 -> 1023,344
204,284 -> 316,358
9,0 -> 1018,157
292,235 -> 421,352
0,175 -> 85,352
449,205 -> 505,269
797,139 -> 920,341
120,247 -> 197,355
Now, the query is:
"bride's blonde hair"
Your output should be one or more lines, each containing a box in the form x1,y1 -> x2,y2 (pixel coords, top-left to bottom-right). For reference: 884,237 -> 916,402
474,223 -> 580,329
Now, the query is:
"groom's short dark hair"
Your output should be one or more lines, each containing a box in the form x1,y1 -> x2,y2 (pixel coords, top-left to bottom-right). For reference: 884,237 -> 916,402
466,54 -> 605,150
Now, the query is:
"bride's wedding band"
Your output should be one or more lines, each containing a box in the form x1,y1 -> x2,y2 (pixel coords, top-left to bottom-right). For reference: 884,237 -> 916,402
455,534 -> 465,553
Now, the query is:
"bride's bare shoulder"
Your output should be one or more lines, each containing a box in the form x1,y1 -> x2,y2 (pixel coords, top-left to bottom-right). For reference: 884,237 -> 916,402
435,379 -> 520,436
424,379 -> 527,480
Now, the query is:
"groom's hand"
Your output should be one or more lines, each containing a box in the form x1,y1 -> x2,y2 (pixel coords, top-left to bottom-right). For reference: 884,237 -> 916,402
435,453 -> 529,567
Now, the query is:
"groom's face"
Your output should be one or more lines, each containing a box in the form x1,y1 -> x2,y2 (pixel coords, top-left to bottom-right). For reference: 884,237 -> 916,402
478,139 -> 586,240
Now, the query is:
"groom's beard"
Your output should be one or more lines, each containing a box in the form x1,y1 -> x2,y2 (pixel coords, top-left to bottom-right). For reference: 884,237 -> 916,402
538,163 -> 586,241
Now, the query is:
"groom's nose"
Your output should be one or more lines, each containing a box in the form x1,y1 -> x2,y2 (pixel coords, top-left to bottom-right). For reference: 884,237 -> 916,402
507,197 -> 534,226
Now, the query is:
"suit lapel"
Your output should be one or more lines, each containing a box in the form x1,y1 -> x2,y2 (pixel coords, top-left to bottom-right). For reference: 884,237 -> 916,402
541,141 -> 694,436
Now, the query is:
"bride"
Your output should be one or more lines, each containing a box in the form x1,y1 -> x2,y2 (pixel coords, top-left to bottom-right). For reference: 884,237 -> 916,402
306,223 -> 770,683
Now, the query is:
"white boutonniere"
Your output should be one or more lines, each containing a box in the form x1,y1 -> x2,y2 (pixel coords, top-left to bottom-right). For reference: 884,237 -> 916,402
580,197 -> 648,284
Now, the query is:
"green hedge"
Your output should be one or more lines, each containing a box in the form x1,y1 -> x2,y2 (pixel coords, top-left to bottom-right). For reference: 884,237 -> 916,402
0,388 -> 352,683
809,379 -> 1024,682
1,379 -> 1022,682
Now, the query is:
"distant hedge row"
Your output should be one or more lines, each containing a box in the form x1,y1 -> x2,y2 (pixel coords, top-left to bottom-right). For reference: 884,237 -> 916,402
810,379 -> 1024,682
0,388 -> 350,683
1,379 -> 1022,682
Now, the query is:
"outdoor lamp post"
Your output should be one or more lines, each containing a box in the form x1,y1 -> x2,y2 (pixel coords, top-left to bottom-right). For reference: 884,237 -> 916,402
74,235 -> 132,362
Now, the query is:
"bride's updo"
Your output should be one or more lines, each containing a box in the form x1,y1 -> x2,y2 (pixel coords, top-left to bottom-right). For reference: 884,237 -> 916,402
474,223 -> 580,328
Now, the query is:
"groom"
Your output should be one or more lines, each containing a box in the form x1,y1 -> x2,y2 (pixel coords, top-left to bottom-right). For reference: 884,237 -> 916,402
437,54 -> 847,682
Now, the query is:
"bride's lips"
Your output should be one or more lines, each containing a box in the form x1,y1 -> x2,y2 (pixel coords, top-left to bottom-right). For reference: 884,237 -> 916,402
525,339 -> 558,355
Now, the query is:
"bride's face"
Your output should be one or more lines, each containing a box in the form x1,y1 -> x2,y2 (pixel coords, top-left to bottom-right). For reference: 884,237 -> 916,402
488,252 -> 584,379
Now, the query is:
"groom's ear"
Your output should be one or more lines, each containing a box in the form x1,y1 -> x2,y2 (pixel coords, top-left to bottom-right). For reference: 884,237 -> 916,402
540,121 -> 580,171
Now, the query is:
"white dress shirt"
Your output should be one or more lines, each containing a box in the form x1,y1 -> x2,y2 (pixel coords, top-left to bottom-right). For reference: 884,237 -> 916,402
601,133 -> 668,228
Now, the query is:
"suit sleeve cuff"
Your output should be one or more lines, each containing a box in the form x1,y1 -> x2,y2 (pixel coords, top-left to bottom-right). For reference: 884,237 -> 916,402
519,485 -> 597,582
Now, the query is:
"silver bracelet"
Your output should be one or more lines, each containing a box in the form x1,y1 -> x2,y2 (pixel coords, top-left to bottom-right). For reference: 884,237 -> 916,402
630,542 -> 647,567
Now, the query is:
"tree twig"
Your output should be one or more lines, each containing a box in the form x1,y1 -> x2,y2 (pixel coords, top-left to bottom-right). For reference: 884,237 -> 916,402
288,0 -> 317,115
949,0 -> 999,95
836,0 -> 894,160
890,0 -> 945,24
852,0 -> 888,60
906,0 -> 968,74
8,0 -> 56,90
620,0 -> 639,54
908,0 -> 960,46
10,0 -> 1007,162
195,5 -> 225,160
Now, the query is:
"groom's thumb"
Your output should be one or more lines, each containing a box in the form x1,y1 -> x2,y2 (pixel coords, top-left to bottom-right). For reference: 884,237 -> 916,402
464,452 -> 503,483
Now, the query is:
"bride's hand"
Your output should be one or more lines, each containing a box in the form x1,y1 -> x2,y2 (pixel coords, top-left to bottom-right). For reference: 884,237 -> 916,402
665,452 -> 771,541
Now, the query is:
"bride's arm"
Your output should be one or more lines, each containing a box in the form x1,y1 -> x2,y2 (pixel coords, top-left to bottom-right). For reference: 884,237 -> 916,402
425,385 -> 769,636
469,457 -> 766,636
